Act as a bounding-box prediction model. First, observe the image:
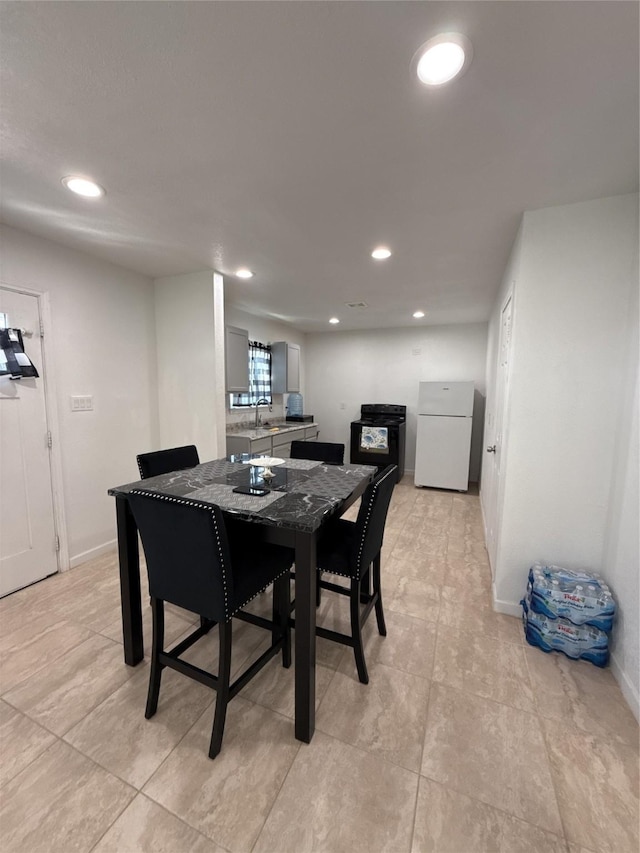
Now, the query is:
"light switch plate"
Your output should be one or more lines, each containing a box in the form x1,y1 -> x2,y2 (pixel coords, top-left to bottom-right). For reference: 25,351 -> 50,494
71,395 -> 93,411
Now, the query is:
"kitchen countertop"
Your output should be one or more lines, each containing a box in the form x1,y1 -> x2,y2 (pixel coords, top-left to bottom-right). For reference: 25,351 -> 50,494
226,422 -> 318,440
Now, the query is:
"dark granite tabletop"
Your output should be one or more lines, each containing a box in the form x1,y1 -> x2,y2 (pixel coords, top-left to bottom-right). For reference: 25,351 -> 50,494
109,456 -> 376,533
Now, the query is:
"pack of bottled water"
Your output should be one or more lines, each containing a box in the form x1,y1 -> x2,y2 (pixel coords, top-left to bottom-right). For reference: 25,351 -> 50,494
522,592 -> 610,666
526,562 -> 616,632
521,562 -> 616,667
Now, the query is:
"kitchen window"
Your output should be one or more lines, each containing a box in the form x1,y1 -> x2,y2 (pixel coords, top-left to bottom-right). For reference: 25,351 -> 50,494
230,340 -> 272,408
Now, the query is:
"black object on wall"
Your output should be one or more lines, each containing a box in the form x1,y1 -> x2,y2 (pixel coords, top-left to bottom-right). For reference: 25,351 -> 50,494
0,328 -> 39,379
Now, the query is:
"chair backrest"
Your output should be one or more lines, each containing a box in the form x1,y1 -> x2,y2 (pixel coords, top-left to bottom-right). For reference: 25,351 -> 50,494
290,440 -> 345,465
136,445 -> 200,479
351,464 -> 397,576
127,490 -> 232,622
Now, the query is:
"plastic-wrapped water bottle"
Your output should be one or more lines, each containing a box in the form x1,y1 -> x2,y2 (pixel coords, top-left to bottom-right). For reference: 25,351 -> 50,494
522,593 -> 609,666
526,561 -> 616,632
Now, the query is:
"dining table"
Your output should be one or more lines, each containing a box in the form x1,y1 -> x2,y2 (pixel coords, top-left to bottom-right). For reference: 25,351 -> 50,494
108,453 -> 375,743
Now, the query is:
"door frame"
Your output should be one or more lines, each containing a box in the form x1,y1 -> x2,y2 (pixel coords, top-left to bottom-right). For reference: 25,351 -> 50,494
1,281 -> 69,573
481,287 -> 514,576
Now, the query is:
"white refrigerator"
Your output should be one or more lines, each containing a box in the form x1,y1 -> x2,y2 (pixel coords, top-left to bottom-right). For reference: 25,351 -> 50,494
415,381 -> 474,491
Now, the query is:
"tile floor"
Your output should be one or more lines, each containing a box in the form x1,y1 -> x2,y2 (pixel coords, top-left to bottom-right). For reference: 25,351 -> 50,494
0,480 -> 638,853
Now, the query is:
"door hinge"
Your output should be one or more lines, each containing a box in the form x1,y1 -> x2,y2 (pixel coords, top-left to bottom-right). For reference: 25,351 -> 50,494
55,535 -> 60,552
39,320 -> 45,338
46,431 -> 53,448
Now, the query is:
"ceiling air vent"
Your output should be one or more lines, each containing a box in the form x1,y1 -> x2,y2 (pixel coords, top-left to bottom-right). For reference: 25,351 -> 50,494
345,301 -> 368,309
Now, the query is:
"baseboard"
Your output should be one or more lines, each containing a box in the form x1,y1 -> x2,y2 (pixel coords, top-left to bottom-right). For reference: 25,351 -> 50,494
480,493 -> 489,539
491,586 -> 522,618
609,651 -> 640,723
68,539 -> 117,569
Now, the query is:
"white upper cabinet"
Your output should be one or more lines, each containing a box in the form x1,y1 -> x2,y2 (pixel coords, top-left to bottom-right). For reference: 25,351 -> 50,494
225,326 -> 249,392
271,341 -> 300,393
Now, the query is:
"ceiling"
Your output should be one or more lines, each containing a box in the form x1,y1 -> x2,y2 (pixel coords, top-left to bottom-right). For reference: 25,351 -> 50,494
1,2 -> 638,332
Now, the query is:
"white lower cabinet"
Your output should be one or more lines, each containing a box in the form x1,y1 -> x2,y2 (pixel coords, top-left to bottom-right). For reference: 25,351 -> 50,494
272,425 -> 320,457
226,434 -> 271,456
271,427 -> 304,458
225,424 -> 319,457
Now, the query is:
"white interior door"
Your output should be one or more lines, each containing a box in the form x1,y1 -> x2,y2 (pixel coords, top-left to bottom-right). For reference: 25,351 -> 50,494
483,294 -> 513,574
0,287 -> 58,596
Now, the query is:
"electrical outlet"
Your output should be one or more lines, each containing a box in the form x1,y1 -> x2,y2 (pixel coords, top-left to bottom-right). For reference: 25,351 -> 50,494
71,395 -> 93,411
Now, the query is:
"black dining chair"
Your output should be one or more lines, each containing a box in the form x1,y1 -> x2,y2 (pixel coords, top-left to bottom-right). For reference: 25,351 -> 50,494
288,441 -> 346,600
290,440 -> 345,465
136,445 -> 200,480
126,489 -> 292,759
313,464 -> 397,684
136,445 -> 205,626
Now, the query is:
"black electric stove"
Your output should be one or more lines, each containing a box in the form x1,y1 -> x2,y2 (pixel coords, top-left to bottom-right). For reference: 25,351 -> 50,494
350,404 -> 406,482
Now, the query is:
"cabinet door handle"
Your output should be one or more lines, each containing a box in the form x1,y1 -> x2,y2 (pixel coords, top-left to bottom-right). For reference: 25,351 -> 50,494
486,445 -> 496,453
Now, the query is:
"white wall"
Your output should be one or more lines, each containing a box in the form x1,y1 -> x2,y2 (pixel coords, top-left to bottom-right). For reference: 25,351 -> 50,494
0,224 -> 158,565
603,265 -> 639,715
304,324 -> 488,478
223,304 -> 307,426
154,270 -> 225,462
486,194 -> 639,715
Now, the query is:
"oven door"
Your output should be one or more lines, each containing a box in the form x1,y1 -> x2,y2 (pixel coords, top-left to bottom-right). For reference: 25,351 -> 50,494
350,421 -> 399,471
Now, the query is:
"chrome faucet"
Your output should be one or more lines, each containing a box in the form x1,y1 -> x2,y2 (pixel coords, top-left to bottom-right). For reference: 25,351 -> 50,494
254,397 -> 271,427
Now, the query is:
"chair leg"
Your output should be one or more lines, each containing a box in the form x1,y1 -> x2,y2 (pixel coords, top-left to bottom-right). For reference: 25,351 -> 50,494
372,553 -> 387,636
209,619 -> 232,759
316,570 -> 322,607
360,565 -> 371,603
350,578 -> 369,684
200,615 -> 216,632
273,574 -> 291,668
145,597 -> 164,719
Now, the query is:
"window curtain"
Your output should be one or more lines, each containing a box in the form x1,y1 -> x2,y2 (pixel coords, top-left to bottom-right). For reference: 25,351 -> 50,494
232,341 -> 271,407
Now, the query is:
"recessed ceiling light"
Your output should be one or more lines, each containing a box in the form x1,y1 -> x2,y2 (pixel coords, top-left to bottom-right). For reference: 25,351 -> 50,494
413,310 -> 425,318
414,33 -> 473,86
62,176 -> 105,198
371,247 -> 392,260
329,317 -> 340,324
235,268 -> 254,279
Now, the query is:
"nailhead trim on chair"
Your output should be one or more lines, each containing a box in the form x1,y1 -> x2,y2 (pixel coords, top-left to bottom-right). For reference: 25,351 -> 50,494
230,566 -> 291,617
130,490 -> 232,618
320,568 -> 353,580
354,465 -> 395,579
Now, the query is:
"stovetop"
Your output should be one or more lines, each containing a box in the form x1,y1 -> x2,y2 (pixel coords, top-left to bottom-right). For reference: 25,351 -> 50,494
356,403 -> 406,425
